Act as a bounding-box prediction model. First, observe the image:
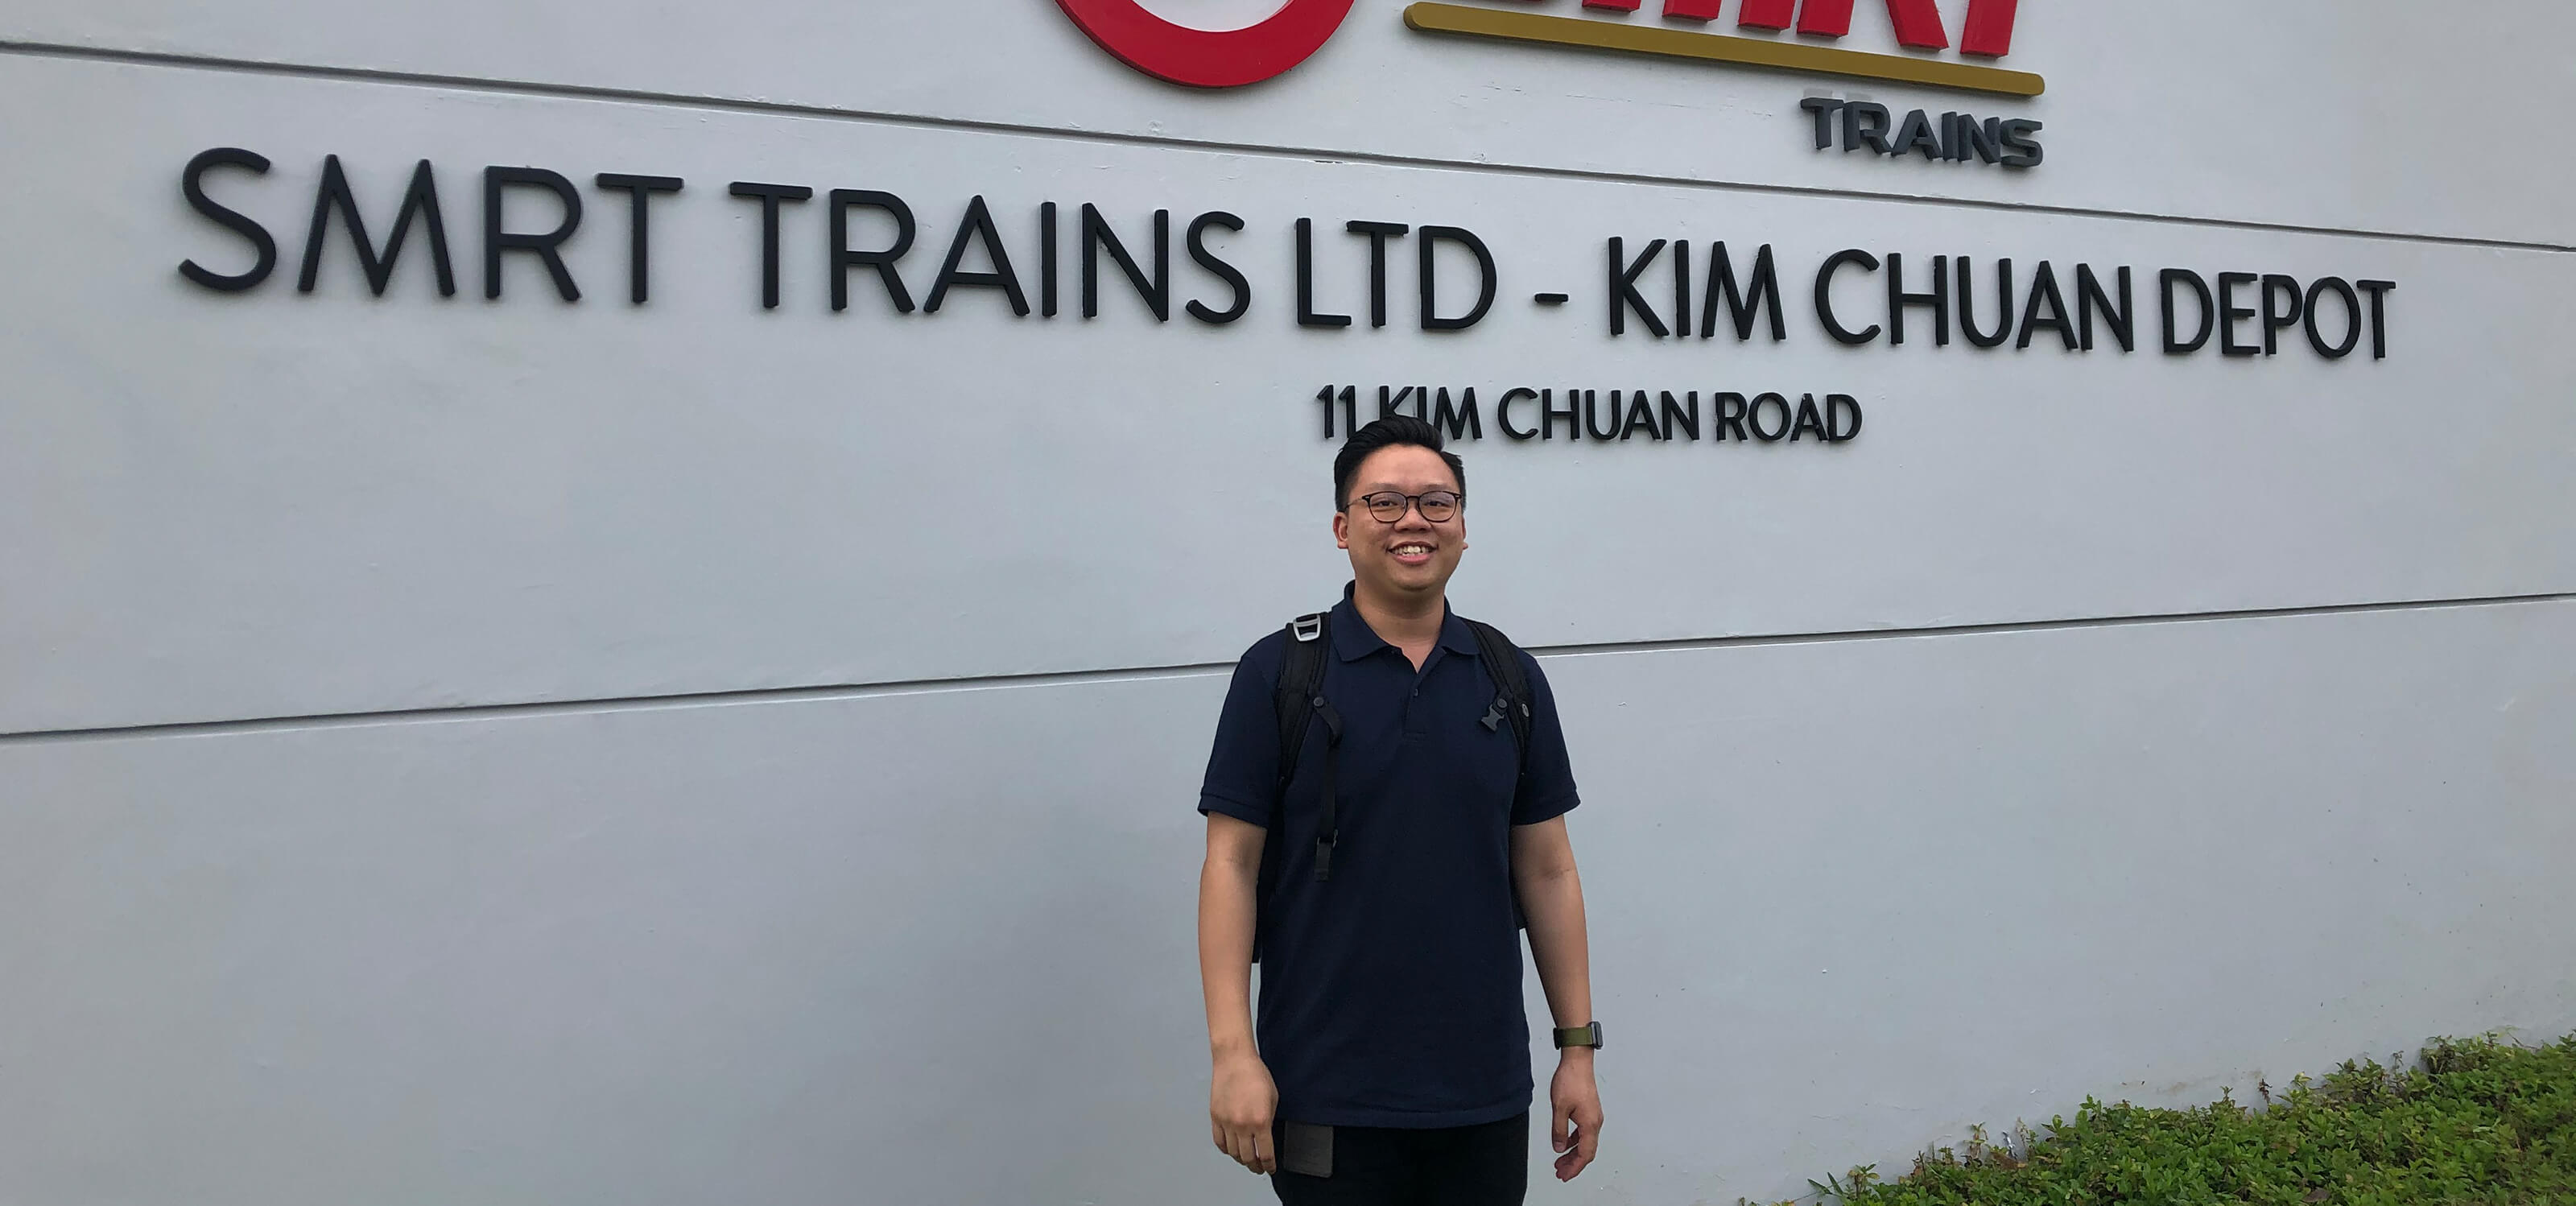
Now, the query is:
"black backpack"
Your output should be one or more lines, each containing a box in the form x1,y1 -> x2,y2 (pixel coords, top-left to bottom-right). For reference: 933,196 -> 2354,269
1251,610 -> 1535,961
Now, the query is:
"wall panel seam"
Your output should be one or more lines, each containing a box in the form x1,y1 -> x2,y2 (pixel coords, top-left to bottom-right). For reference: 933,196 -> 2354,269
3,39 -> 2570,255
6,592 -> 2570,746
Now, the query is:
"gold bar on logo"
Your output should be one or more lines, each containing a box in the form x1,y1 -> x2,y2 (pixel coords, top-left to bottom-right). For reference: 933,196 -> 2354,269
1402,2 -> 2046,98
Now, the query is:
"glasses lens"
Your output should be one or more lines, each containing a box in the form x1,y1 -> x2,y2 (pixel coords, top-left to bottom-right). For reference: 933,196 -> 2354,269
1365,493 -> 1406,522
1418,492 -> 1458,522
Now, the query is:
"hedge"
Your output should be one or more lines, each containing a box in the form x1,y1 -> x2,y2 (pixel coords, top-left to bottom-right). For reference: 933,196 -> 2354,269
1778,1035 -> 2576,1206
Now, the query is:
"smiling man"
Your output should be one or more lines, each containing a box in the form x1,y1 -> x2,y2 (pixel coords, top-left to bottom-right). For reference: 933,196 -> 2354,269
1196,416 -> 1602,1204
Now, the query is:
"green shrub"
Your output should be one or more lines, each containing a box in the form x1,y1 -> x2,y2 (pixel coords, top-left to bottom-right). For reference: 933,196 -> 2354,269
1777,1035 -> 2576,1206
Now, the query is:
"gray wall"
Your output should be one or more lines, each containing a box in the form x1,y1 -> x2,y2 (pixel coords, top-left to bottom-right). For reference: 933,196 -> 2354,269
2,2 -> 2571,1203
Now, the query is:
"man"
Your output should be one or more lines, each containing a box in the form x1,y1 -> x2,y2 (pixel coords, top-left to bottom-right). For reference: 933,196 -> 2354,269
1195,416 -> 1602,1204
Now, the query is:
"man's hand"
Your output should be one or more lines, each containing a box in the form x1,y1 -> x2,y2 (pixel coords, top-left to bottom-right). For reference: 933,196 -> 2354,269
1211,1048 -> 1279,1175
1550,1050 -> 1603,1182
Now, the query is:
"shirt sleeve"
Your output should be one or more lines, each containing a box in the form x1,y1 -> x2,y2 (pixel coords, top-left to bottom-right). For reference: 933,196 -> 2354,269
1509,649 -> 1582,826
1197,636 -> 1283,828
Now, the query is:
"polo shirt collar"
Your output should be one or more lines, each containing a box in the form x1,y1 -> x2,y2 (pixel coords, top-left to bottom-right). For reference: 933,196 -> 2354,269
1329,582 -> 1481,663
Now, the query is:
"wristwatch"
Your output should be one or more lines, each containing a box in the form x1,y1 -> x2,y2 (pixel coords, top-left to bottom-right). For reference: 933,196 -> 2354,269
1552,1022 -> 1604,1050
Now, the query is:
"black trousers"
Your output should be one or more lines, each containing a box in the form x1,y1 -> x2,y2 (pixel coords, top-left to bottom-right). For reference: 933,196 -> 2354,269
1270,1112 -> 1529,1206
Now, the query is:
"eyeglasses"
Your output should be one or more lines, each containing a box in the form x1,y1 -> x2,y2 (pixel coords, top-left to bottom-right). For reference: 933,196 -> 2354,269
1344,489 -> 1463,524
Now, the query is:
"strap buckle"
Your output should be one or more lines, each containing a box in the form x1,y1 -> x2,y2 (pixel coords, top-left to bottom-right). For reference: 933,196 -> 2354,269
1290,613 -> 1325,642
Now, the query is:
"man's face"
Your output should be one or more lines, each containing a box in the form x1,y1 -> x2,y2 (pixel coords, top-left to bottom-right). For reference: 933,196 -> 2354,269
1334,444 -> 1467,602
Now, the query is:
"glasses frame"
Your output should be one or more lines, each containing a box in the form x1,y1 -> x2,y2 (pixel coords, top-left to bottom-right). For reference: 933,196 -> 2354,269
1343,489 -> 1465,524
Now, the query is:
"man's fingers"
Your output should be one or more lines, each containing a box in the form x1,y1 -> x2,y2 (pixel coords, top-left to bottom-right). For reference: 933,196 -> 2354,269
1553,1109 -> 1602,1180
1253,1128 -> 1278,1175
1224,1125 -> 1257,1171
1229,1123 -> 1267,1174
1552,1101 -> 1574,1153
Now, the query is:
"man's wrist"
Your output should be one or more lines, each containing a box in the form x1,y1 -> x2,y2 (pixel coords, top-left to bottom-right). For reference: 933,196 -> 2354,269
1211,1035 -> 1258,1062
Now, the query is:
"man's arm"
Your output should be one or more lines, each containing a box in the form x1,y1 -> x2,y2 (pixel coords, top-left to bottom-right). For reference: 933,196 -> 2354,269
1199,813 -> 1277,1175
1513,815 -> 1601,1183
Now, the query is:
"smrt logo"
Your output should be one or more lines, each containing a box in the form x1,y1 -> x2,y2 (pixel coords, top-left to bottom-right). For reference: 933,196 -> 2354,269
1055,0 -> 1358,89
1058,0 -> 2039,97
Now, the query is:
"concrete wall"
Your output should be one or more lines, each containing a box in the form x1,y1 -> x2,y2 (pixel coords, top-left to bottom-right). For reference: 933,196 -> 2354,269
3,2 -> 2570,1202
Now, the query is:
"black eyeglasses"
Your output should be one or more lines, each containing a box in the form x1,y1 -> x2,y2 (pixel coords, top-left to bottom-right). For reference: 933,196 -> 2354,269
1344,489 -> 1463,524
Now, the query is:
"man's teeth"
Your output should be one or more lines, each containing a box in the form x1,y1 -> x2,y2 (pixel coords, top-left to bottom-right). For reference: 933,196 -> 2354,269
1393,544 -> 1433,556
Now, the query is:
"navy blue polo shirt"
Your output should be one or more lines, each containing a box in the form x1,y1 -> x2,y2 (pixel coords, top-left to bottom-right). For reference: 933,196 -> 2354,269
1198,586 -> 1581,1129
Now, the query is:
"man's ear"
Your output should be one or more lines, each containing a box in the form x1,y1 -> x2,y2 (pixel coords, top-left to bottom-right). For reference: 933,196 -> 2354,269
1333,511 -> 1351,550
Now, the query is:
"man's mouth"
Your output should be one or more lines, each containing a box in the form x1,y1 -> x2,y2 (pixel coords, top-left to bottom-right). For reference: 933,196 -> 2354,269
1388,542 -> 1436,566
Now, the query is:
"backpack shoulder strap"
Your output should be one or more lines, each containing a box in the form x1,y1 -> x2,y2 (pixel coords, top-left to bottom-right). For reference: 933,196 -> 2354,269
1253,612 -> 1335,964
1462,618 -> 1534,761
1274,613 -> 1331,787
1464,617 -> 1537,935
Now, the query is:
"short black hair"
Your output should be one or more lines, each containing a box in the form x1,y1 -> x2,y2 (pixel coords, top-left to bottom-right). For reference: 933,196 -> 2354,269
1334,415 -> 1467,510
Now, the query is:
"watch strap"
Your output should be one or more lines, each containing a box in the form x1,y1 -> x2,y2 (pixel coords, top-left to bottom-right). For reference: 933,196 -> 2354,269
1553,1022 -> 1604,1050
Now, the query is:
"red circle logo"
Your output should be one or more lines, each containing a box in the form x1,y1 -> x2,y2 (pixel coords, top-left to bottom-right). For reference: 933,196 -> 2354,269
1056,0 -> 1358,88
